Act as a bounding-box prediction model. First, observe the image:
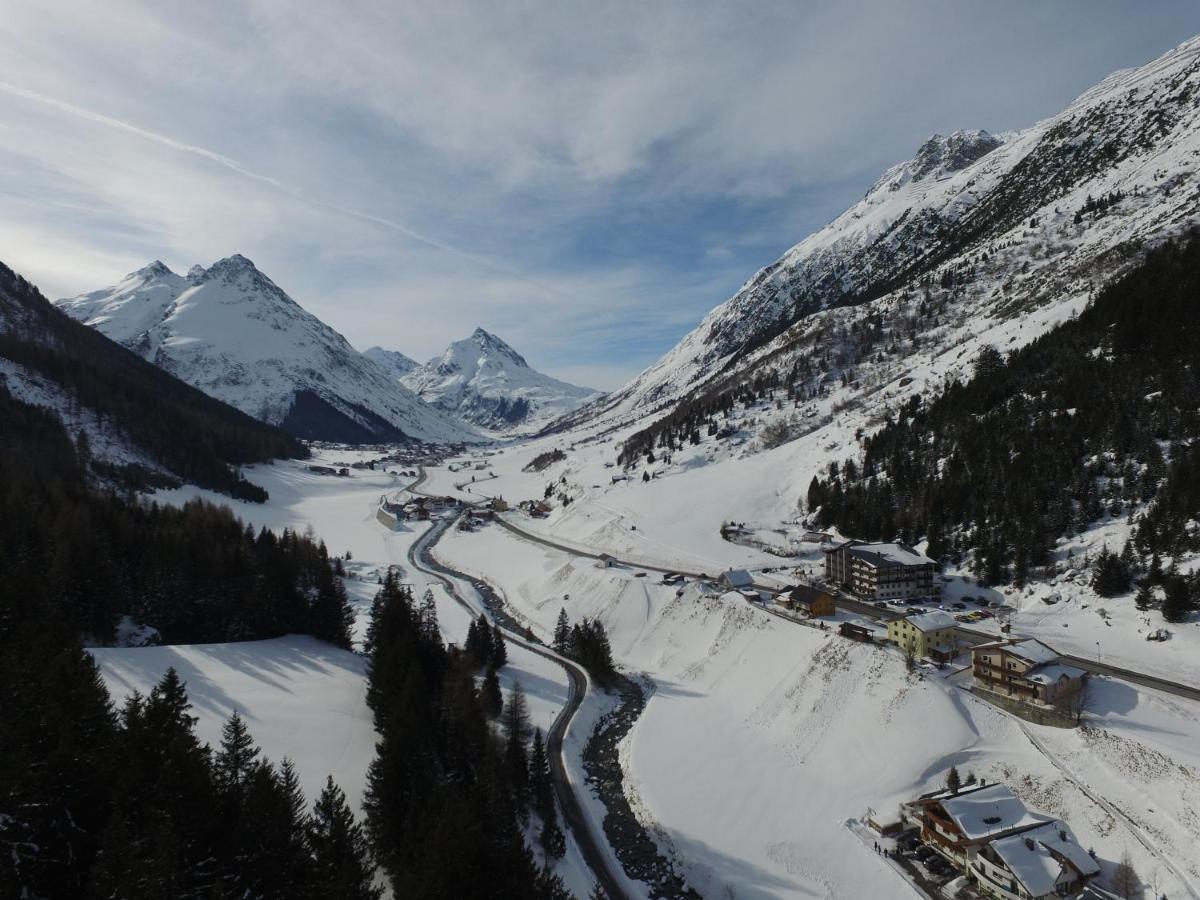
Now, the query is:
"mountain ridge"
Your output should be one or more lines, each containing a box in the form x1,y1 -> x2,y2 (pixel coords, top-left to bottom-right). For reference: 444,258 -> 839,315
57,256 -> 479,445
567,34 -> 1200,432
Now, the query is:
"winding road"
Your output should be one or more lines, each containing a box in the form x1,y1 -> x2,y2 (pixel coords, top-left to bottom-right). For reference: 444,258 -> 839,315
483,503 -> 1200,702
404,508 -> 631,900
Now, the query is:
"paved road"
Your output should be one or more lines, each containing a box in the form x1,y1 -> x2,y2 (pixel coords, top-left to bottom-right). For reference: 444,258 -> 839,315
480,494 -> 1200,703
406,512 -> 632,900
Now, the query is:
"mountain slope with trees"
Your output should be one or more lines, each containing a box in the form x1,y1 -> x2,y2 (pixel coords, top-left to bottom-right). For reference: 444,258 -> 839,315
569,35 -> 1200,434
1,260 -> 304,500
805,232 -> 1200,618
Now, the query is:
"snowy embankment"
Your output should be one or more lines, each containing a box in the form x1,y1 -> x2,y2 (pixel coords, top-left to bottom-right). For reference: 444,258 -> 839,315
436,521 -> 1200,899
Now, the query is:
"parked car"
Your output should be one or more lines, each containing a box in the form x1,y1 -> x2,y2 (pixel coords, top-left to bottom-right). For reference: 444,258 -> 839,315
950,602 -> 966,610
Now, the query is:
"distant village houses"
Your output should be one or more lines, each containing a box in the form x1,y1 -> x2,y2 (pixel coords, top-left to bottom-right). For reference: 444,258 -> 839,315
823,540 -> 937,600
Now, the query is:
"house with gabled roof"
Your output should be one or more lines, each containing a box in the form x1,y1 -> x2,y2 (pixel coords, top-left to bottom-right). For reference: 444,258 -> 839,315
780,584 -> 836,617
720,569 -> 754,590
903,781 -> 1099,897
887,609 -> 957,658
971,821 -> 1100,900
907,782 -> 1052,866
972,639 -> 1087,708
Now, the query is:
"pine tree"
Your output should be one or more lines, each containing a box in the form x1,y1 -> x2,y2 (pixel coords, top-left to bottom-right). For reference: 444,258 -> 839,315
308,777 -> 382,900
491,621 -> 509,668
482,665 -> 504,718
214,710 -> 260,799
504,682 -> 532,815
553,608 -> 571,654
419,588 -> 440,643
946,766 -> 961,793
529,728 -> 564,858
1163,574 -> 1192,623
1134,581 -> 1155,611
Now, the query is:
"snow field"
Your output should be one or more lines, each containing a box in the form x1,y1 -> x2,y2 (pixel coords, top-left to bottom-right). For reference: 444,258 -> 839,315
435,519 -> 1200,898
90,636 -> 376,813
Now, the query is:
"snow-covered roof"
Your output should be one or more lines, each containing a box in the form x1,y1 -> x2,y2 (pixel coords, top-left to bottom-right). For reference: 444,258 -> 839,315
990,821 -> 1099,896
847,542 -> 935,568
721,569 -> 754,587
1024,664 -> 1087,685
940,784 -> 1050,840
1007,639 -> 1060,666
904,610 -> 957,632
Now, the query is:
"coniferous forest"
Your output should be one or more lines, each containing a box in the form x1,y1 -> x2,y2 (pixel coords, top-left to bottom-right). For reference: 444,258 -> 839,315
0,388 -> 365,896
361,573 -> 572,898
805,232 -> 1200,618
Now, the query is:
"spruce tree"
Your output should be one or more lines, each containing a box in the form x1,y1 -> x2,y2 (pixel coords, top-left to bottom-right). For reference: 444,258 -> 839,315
503,682 -> 532,815
482,665 -> 504,718
308,777 -> 382,900
946,766 -> 961,793
553,608 -> 571,654
215,710 -> 260,799
491,621 -> 508,668
1163,574 -> 1192,623
1134,581 -> 1155,611
419,588 -> 440,643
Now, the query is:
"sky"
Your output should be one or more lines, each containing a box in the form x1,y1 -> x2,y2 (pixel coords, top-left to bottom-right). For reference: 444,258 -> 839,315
2,2 -> 1198,390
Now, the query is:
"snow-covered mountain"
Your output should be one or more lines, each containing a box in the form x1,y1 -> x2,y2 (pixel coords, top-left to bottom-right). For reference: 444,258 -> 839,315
1,259 -> 301,496
57,256 -> 478,445
573,34 -> 1200,428
362,346 -> 419,380
394,328 -> 600,433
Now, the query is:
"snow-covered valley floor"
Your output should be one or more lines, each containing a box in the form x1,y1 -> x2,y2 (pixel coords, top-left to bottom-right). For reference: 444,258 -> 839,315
91,453 -> 602,896
85,450 -> 1200,898
434,517 -> 1200,899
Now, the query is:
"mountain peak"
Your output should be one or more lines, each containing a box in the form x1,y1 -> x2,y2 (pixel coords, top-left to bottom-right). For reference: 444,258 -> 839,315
204,254 -> 260,279
400,329 -> 598,432
130,259 -> 176,280
875,129 -> 1003,194
56,258 -> 479,444
462,328 -> 528,368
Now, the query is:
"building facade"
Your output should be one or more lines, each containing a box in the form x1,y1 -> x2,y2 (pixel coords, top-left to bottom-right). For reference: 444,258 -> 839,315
887,610 -> 957,658
782,584 -> 836,617
823,541 -> 937,600
972,639 -> 1087,707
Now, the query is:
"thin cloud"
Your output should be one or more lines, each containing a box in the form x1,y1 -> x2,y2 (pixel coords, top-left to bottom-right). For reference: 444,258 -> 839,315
0,79 -> 566,298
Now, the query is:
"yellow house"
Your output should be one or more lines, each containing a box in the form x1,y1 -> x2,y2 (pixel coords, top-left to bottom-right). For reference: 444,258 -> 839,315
888,610 -> 957,658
